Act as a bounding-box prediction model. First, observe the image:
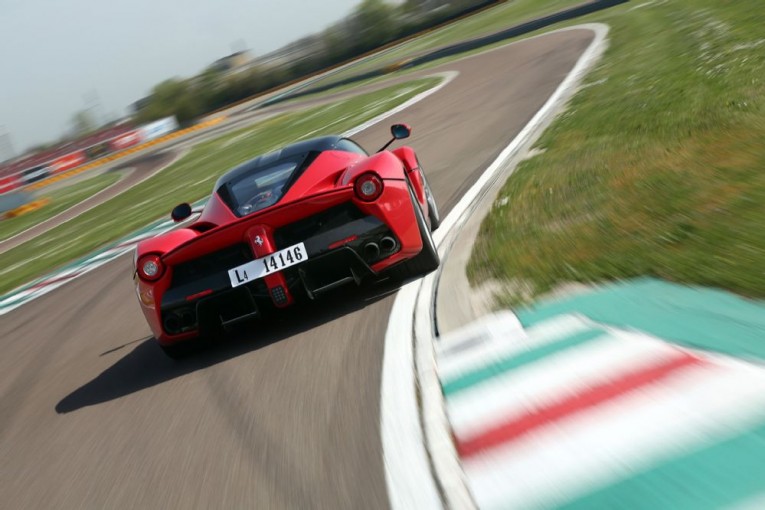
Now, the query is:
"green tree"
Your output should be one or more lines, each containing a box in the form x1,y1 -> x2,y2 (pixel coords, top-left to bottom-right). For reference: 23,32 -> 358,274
353,0 -> 397,53
136,78 -> 203,125
321,26 -> 347,66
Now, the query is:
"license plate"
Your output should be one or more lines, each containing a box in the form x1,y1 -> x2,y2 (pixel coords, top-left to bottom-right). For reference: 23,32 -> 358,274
228,242 -> 307,288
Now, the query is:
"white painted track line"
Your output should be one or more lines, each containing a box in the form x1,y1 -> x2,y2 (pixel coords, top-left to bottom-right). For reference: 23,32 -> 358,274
381,23 -> 611,510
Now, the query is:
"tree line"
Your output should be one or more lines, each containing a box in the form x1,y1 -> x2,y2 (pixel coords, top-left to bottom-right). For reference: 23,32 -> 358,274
135,0 -> 500,125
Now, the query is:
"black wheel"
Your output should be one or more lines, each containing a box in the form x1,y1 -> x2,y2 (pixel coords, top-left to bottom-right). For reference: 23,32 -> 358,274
388,185 -> 440,280
420,168 -> 440,231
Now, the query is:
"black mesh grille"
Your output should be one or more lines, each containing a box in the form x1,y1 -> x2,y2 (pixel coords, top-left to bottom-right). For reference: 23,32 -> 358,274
269,285 -> 289,305
274,203 -> 364,249
171,243 -> 253,286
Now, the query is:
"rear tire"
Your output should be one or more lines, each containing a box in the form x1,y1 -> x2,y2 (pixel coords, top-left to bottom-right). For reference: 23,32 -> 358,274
389,186 -> 440,281
421,168 -> 440,231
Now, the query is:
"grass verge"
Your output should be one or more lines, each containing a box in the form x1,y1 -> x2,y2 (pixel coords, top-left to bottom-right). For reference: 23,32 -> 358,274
0,78 -> 440,295
308,0 -> 586,91
468,0 -> 765,305
0,172 -> 121,242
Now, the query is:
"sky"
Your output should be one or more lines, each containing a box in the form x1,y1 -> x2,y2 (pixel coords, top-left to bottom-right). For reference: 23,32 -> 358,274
0,0 -> 366,155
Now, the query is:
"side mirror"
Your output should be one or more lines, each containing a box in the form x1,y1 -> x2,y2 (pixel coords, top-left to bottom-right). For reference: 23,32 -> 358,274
171,202 -> 192,222
378,123 -> 413,152
391,123 -> 411,140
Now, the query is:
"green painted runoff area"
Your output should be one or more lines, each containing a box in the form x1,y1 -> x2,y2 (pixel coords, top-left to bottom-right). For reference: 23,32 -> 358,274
559,420 -> 765,510
517,278 -> 765,362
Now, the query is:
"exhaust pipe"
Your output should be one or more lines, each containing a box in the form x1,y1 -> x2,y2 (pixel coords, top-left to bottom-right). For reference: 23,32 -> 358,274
164,314 -> 181,334
363,242 -> 380,260
179,310 -> 195,328
380,236 -> 396,253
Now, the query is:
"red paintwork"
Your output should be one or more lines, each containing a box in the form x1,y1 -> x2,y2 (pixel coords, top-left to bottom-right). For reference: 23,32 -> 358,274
391,146 -> 418,173
134,141 -> 430,345
197,188 -> 238,226
392,146 -> 427,209
186,289 -> 214,301
337,150 -> 409,186
137,228 -> 199,257
246,224 -> 294,307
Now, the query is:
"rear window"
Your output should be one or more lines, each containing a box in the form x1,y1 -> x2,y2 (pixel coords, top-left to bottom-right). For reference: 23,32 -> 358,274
335,138 -> 368,156
224,158 -> 300,216
217,151 -> 323,217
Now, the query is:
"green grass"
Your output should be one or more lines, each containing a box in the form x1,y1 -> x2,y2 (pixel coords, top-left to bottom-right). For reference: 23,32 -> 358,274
307,0 -> 586,91
0,172 -> 121,242
0,78 -> 440,295
468,0 -> 765,305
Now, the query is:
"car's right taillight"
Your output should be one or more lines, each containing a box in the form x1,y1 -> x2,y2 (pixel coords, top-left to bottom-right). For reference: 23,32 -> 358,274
354,172 -> 384,202
137,254 -> 164,282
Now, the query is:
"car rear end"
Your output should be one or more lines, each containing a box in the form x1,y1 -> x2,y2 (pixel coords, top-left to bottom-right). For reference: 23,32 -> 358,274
136,180 -> 421,346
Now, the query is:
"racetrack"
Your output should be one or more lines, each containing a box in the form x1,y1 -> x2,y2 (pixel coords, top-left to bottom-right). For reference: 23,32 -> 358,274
0,29 -> 593,509
0,151 -> 179,254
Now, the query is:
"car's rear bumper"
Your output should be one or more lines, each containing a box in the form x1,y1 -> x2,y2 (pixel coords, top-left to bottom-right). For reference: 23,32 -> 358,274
140,180 -> 422,345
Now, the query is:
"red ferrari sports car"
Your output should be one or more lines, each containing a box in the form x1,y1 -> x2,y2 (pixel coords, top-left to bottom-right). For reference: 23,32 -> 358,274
133,124 -> 440,358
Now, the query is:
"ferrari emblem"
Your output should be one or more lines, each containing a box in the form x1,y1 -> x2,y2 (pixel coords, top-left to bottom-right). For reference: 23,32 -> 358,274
254,235 -> 264,246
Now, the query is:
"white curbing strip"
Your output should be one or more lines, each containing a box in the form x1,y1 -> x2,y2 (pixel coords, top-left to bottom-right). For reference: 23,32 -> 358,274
381,280 -> 445,509
343,71 -> 459,138
381,23 -> 610,509
416,268 -> 479,508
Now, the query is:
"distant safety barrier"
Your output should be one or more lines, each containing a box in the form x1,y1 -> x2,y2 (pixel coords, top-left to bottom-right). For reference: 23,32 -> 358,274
25,116 -> 225,192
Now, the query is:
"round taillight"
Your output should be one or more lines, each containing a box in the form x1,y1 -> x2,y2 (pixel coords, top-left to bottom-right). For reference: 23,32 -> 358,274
354,173 -> 383,202
137,254 -> 164,281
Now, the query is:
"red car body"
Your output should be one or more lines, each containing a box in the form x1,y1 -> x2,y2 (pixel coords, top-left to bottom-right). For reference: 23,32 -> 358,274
133,126 -> 439,357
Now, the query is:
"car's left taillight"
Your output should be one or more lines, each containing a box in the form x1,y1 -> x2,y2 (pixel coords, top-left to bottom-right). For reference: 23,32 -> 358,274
137,254 -> 164,282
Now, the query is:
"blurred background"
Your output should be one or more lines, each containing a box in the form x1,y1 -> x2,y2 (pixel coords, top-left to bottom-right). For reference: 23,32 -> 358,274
0,0 -> 500,195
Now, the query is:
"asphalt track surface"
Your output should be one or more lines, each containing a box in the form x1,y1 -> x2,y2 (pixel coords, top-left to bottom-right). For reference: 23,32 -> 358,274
0,30 -> 593,509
